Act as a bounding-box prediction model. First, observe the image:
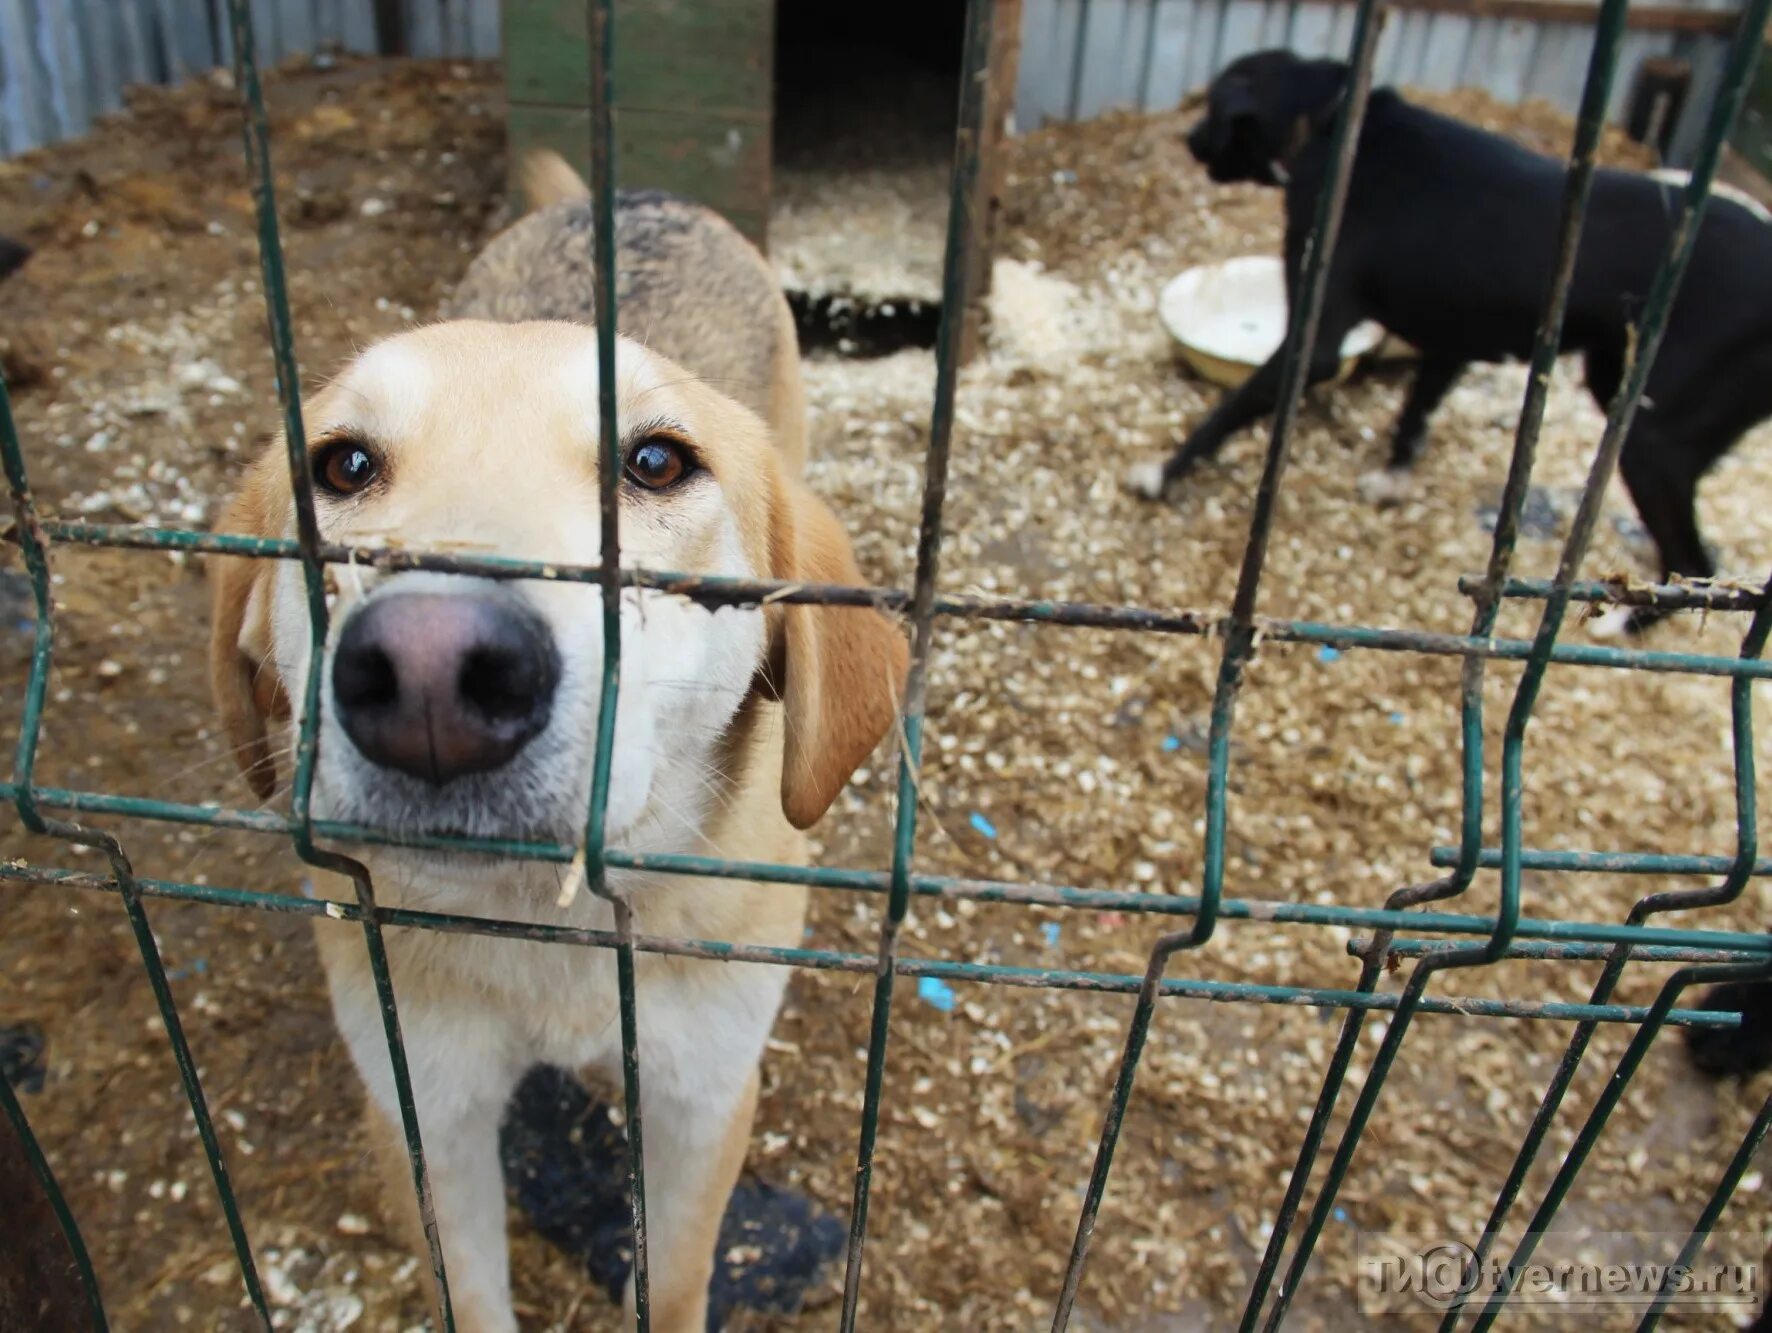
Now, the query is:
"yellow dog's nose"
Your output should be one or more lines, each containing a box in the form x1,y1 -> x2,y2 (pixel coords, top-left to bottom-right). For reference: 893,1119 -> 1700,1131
332,588 -> 561,785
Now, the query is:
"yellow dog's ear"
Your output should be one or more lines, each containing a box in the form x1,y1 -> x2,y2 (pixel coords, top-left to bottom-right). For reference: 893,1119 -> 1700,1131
763,476 -> 909,830
207,457 -> 289,800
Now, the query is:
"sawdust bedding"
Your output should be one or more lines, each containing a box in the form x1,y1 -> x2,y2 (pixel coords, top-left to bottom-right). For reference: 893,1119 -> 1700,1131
0,57 -> 1768,1331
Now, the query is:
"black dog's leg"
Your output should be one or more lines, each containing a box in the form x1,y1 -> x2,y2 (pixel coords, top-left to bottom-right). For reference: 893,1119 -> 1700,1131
1126,342 -> 1345,499
1616,423 -> 1714,634
1357,358 -> 1466,505
1687,978 -> 1772,1078
1388,357 -> 1464,467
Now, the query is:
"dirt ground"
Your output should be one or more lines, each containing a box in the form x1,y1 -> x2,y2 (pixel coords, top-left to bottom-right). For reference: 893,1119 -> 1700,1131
4,56 -> 1772,1332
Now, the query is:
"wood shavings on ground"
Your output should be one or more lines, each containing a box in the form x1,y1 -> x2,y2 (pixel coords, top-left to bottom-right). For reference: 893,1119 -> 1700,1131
1,59 -> 1769,1333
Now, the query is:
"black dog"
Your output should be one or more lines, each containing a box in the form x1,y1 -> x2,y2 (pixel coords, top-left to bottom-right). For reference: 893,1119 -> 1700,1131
0,237 -> 28,284
1130,50 -> 1772,631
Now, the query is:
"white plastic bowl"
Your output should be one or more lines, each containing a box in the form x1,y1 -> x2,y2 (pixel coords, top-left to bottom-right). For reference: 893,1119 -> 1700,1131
1158,256 -> 1386,388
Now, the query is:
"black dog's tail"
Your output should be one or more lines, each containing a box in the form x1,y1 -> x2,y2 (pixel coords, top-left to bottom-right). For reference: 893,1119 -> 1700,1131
1686,974 -> 1772,1077
0,237 -> 30,283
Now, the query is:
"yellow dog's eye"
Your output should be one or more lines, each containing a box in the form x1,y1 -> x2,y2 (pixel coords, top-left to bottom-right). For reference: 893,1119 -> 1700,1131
312,438 -> 380,497
624,436 -> 697,491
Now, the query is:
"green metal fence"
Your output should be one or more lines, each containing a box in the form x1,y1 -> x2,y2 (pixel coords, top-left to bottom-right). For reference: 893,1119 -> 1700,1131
5,0 -> 1772,1327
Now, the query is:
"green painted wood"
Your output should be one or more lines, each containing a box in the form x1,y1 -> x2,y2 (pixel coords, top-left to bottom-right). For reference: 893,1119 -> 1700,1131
504,0 -> 772,115
503,0 -> 773,248
506,102 -> 769,247
1731,42 -> 1772,182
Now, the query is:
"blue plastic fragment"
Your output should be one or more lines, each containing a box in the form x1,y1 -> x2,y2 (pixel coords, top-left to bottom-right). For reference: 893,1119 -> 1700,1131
1333,1207 -> 1350,1223
918,977 -> 957,1012
969,811 -> 998,839
1041,923 -> 1062,949
1318,646 -> 1342,663
1161,735 -> 1181,752
1389,711 -> 1406,725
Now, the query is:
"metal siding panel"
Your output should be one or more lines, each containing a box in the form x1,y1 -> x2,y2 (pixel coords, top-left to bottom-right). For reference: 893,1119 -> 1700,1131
1013,0 -> 1061,126
1417,12 -> 1471,88
164,0 -> 219,72
406,0 -> 445,57
1217,0 -> 1267,69
1288,1 -> 1335,59
246,0 -> 279,64
1075,0 -> 1135,117
1325,1 -> 1358,60
0,0 -> 54,151
469,0 -> 500,56
1142,0 -> 1193,107
1258,0 -> 1288,48
38,0 -> 88,135
1371,5 -> 1405,83
1523,23 -> 1586,104
116,0 -> 155,83
278,0 -> 316,56
70,0 -> 120,116
1186,0 -> 1225,92
338,0 -> 376,51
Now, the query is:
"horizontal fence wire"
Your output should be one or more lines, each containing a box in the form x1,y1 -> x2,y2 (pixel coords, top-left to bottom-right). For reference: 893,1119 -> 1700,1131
2,0 -> 1771,1324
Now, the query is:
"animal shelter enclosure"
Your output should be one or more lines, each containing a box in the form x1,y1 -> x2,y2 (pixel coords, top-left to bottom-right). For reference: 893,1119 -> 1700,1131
9,0 -> 1772,1330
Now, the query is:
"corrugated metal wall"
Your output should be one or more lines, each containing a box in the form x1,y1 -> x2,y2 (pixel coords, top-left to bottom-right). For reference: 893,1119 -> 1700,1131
1014,0 -> 1741,163
0,0 -> 1745,161
0,0 -> 498,155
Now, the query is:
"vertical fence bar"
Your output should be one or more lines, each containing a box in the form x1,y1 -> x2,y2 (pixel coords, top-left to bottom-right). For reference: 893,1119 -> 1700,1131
1495,0 -> 1772,969
220,3 -> 454,1326
1443,574 -> 1772,1331
1051,8 -> 1387,1327
1463,5 -> 1772,1321
0,976 -> 109,1329
1468,960 -> 1772,1330
837,1 -> 994,1325
1636,1083 -> 1772,1330
1243,5 -> 1633,1322
4,373 -> 270,1323
573,0 -> 650,1324
1239,0 -> 1772,1317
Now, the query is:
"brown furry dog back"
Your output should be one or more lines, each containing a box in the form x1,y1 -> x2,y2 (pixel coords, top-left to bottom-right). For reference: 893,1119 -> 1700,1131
445,152 -> 805,468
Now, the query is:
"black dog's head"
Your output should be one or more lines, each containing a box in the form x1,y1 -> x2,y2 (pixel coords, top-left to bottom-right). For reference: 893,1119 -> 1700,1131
1186,51 -> 1351,186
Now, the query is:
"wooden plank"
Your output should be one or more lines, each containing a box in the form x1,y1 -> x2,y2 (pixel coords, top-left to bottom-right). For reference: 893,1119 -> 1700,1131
962,0 -> 1026,362
1283,0 -> 1744,36
1729,39 -> 1772,178
39,0 -> 88,134
505,0 -> 770,117
505,102 -> 769,248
